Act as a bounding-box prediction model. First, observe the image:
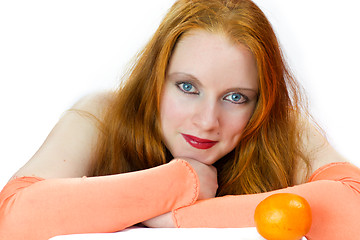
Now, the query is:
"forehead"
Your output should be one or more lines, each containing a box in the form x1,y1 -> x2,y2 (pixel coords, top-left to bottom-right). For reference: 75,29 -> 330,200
167,29 -> 258,90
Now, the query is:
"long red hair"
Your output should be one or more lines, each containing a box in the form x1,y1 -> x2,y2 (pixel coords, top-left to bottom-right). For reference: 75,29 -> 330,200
89,0 -> 311,196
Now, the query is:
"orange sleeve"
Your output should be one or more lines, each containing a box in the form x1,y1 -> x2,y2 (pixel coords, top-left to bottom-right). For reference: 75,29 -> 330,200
172,162 -> 360,240
0,160 -> 199,240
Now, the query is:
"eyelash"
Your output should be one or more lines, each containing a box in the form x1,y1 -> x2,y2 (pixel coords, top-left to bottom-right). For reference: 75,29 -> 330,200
176,82 -> 199,95
223,92 -> 249,104
175,81 -> 249,104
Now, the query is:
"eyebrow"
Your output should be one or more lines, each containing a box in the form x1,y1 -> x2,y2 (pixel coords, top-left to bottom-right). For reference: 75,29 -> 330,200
167,72 -> 258,94
168,72 -> 203,86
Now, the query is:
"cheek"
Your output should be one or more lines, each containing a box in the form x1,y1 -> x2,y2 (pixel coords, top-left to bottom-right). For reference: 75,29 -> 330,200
222,109 -> 253,143
160,91 -> 188,130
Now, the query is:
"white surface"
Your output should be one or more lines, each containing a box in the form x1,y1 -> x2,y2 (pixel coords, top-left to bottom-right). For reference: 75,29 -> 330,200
49,227 -> 308,240
50,227 -> 261,240
1,1 -> 359,189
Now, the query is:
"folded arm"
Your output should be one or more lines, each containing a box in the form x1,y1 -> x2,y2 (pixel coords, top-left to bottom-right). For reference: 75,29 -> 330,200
0,160 -> 199,240
168,162 -> 360,240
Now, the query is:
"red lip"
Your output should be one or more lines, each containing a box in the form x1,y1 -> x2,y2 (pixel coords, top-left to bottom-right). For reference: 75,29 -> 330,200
182,134 -> 218,150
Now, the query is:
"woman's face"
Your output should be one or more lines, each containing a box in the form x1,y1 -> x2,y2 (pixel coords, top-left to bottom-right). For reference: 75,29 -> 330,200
160,30 -> 258,165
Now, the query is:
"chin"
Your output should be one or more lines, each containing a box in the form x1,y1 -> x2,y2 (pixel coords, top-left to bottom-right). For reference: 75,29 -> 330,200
193,156 -> 219,165
170,147 -> 222,165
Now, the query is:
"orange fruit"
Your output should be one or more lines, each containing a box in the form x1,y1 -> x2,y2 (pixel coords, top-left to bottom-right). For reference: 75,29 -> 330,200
254,193 -> 312,240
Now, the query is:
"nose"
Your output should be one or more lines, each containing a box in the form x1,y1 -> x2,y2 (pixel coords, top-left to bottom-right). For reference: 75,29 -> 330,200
192,100 -> 220,131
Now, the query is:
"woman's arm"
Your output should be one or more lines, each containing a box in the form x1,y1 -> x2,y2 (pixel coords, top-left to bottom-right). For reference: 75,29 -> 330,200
143,162 -> 360,240
171,162 -> 360,240
0,159 -> 200,240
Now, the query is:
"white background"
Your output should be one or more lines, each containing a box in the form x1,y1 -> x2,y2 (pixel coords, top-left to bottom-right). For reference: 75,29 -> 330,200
1,0 -> 359,189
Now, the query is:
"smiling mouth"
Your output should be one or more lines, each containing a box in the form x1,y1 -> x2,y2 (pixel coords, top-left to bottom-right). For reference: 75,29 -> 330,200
181,134 -> 218,150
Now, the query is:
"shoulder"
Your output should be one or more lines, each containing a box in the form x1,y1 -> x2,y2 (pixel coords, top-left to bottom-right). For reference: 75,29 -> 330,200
11,90 -> 116,180
293,117 -> 348,184
70,90 -> 115,120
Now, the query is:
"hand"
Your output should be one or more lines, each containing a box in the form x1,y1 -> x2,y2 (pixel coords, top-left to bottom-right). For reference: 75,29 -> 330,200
142,159 -> 218,228
141,212 -> 174,228
180,158 -> 218,200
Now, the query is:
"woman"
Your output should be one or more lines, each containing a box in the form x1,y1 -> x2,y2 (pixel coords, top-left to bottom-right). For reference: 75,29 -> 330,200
1,0 -> 359,239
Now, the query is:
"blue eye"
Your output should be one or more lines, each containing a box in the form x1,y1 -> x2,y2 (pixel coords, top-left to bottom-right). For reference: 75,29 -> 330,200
223,92 -> 248,104
176,82 -> 199,94
182,83 -> 193,91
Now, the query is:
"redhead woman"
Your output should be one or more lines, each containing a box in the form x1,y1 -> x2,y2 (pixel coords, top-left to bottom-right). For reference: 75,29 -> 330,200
1,0 -> 359,239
